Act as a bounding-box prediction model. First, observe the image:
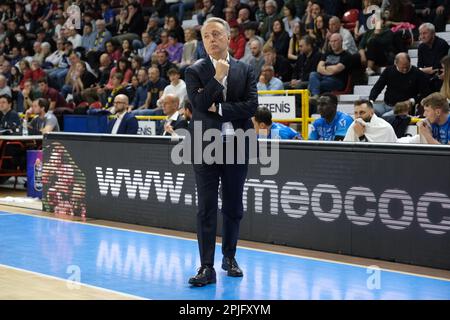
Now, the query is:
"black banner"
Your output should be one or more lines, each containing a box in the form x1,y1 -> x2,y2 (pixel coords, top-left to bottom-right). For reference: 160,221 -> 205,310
42,133 -> 450,270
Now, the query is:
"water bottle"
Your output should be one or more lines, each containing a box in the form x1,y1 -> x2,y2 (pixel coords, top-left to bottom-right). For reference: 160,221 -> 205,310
22,118 -> 28,136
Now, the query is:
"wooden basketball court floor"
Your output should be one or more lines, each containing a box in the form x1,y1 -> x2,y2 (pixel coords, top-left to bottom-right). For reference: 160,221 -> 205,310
0,190 -> 450,300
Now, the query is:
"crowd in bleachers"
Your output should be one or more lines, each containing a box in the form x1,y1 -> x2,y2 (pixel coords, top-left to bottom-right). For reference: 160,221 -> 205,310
0,0 -> 449,144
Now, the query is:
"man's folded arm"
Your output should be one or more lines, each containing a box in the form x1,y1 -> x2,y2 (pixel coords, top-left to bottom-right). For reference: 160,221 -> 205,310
185,67 -> 224,113
219,66 -> 258,122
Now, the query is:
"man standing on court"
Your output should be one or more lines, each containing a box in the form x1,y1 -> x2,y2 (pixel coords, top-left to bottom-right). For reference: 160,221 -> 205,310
185,17 -> 258,287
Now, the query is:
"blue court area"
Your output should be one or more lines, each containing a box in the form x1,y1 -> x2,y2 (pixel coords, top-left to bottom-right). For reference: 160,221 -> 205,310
0,211 -> 449,300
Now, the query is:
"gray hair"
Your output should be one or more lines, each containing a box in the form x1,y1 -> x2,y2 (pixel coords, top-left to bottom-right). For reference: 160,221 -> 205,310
395,52 -> 411,64
265,0 -> 278,10
201,17 -> 231,36
419,22 -> 435,34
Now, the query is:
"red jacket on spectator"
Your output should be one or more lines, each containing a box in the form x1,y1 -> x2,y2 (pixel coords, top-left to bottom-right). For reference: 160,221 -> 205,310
229,33 -> 246,60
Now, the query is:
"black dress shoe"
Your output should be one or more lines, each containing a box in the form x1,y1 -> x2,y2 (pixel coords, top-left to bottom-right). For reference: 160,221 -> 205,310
222,257 -> 243,277
188,266 -> 216,287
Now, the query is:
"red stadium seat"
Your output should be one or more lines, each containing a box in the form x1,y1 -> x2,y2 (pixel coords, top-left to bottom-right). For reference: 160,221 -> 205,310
342,9 -> 359,32
332,74 -> 353,95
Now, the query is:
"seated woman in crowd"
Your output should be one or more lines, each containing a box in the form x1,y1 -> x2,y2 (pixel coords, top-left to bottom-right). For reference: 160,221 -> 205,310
105,57 -> 133,90
265,18 -> 290,58
308,14 -> 328,53
166,32 -> 184,65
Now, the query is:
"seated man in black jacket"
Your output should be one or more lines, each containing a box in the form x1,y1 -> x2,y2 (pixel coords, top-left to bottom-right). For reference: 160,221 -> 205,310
369,53 -> 431,117
284,35 -> 321,89
417,23 -> 450,92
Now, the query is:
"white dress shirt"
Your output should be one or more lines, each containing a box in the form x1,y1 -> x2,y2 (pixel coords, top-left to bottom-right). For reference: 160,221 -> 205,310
111,112 -> 125,134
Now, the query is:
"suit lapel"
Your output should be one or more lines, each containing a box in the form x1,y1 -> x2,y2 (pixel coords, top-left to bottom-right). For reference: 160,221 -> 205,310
226,58 -> 238,102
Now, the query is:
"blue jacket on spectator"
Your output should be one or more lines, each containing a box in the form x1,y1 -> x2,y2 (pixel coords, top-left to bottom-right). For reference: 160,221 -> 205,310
107,113 -> 139,135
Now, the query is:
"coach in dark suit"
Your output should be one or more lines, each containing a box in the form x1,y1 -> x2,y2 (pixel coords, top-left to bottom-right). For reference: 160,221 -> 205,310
185,17 -> 258,287
107,94 -> 139,135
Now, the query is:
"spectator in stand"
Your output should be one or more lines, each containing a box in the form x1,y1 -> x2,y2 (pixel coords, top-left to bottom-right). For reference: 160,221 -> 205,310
262,46 -> 293,82
107,94 -> 138,135
241,22 -> 265,62
138,32 -> 157,68
223,6 -> 238,29
417,23 -> 450,92
265,19 -> 290,58
156,49 -> 177,81
81,23 -> 97,53
121,3 -> 146,36
131,68 -> 150,110
61,61 -> 97,101
369,52 -> 431,116
359,17 -> 395,76
412,0 -> 448,33
67,26 -> 82,49
167,32 -> 184,64
344,99 -> 398,142
99,1 -> 116,32
106,57 -> 133,90
229,25 -> 246,60
167,14 -> 185,43
132,67 -> 168,115
324,16 -> 358,55
155,30 -> 171,56
257,65 -> 284,91
0,74 -> 11,98
440,55 -> 450,101
158,68 -> 187,108
37,77 -> 67,113
252,106 -> 302,139
179,28 -> 198,71
102,72 -> 129,111
285,35 -> 321,89
398,92 -> 450,144
308,33 -> 353,97
86,19 -> 112,69
145,17 -> 162,45
237,7 -> 253,32
354,0 -> 381,41
105,40 -> 122,64
309,93 -> 354,141
197,0 -> 216,26
308,14 -> 328,53
97,53 -> 114,88
302,1 -> 324,34
121,39 -> 136,60
282,3 -> 301,37
260,0 -> 282,41
243,39 -> 265,78
287,21 -> 305,62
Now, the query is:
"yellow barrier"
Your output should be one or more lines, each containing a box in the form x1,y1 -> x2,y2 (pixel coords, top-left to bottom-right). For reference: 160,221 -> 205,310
257,89 -> 310,139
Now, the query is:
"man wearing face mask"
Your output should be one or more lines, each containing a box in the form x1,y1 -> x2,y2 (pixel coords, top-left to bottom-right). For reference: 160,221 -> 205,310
344,99 -> 397,143
369,53 -> 431,117
309,93 -> 353,141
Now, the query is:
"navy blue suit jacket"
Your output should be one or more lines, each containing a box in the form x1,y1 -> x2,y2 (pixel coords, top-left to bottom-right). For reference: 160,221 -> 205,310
185,57 -> 258,135
107,112 -> 139,135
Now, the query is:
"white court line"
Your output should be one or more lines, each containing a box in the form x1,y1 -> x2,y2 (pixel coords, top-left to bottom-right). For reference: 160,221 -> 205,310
2,209 -> 450,283
0,263 -> 148,300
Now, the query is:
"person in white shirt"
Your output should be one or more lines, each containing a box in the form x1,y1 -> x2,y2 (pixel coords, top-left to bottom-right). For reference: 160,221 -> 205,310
257,64 -> 284,91
344,99 -> 397,143
157,67 -> 187,108
67,26 -> 83,49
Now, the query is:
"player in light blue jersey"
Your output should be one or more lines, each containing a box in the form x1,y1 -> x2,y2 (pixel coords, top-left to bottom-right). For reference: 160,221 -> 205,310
309,93 -> 353,141
252,106 -> 302,140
